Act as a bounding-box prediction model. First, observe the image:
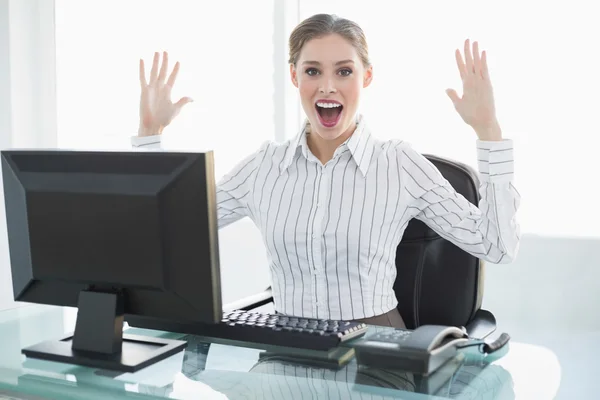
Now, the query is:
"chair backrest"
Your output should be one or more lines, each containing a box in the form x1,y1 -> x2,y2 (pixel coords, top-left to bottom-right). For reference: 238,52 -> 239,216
394,154 -> 484,329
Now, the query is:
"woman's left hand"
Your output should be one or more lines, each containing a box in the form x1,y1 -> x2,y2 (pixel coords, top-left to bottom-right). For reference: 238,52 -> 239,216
446,39 -> 502,141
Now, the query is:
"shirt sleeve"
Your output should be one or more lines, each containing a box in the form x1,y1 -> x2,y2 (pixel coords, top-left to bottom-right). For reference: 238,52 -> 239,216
399,140 -> 521,264
131,134 -> 163,149
131,135 -> 268,229
215,142 -> 269,229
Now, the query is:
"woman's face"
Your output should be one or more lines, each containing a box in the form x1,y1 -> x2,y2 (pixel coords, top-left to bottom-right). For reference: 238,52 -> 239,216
291,33 -> 373,142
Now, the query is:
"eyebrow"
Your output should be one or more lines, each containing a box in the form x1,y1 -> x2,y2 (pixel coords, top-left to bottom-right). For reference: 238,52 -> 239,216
301,59 -> 355,66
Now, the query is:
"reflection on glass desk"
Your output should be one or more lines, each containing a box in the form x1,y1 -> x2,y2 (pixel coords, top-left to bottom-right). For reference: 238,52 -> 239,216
0,305 -> 567,399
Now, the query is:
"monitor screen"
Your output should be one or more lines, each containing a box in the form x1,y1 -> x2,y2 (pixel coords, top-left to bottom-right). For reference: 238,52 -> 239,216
2,150 -> 222,325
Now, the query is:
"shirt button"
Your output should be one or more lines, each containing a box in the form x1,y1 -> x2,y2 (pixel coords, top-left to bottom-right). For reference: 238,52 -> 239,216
312,234 -> 316,239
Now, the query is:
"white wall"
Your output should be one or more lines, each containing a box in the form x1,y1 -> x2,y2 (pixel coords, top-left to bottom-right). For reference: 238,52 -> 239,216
0,0 -> 57,312
484,234 -> 600,336
483,234 -> 600,399
0,0 -> 13,312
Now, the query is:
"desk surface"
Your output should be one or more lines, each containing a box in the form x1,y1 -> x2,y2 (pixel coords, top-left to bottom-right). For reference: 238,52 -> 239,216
0,305 -> 580,399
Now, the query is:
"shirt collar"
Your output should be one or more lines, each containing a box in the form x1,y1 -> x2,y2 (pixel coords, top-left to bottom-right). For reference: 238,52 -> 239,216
280,114 -> 374,177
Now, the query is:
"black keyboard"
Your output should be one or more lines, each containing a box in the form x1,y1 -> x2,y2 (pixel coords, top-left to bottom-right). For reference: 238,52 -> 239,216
196,310 -> 369,351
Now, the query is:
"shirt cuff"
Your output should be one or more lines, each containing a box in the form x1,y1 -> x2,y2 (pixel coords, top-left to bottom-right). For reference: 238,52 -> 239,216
131,135 -> 162,147
476,139 -> 514,182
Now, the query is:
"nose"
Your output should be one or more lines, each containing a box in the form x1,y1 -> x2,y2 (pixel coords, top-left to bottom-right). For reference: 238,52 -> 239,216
319,78 -> 337,94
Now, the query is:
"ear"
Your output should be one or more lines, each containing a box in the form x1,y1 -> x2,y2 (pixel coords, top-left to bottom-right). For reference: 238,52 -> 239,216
290,64 -> 299,88
363,64 -> 373,88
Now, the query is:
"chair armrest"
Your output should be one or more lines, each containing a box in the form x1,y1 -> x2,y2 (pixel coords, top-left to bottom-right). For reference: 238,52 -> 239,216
222,287 -> 273,313
465,309 -> 497,340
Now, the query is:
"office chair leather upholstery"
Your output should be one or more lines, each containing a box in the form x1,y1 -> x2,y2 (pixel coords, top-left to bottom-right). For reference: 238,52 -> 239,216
231,154 -> 496,339
393,155 -> 495,338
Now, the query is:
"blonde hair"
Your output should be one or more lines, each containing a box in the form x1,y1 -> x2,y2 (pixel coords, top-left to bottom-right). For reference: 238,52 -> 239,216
288,14 -> 370,67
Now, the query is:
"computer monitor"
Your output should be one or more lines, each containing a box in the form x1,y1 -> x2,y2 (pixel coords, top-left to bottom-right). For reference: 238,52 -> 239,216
1,149 -> 222,372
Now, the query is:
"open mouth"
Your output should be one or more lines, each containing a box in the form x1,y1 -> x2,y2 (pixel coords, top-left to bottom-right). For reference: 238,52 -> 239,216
315,101 -> 343,128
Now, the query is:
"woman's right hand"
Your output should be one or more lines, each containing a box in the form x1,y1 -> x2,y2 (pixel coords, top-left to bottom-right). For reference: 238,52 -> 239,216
138,51 -> 193,137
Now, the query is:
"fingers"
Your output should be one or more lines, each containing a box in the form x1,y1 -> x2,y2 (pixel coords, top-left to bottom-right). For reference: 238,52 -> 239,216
459,39 -> 486,79
166,61 -> 181,87
174,96 -> 193,109
455,49 -> 466,80
481,50 -> 490,79
145,51 -> 179,86
139,59 -> 147,87
473,41 -> 482,77
140,89 -> 151,127
445,88 -> 460,105
157,51 -> 169,84
149,52 -> 159,85
464,39 -> 474,74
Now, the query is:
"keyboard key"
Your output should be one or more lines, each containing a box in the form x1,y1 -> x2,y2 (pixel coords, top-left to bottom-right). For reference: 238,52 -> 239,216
200,310 -> 370,351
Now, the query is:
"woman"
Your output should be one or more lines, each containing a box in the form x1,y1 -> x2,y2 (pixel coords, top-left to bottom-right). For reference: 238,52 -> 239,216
133,14 -> 520,329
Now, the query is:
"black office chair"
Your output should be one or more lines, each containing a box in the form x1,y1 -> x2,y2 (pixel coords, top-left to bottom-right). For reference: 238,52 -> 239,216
227,154 -> 496,340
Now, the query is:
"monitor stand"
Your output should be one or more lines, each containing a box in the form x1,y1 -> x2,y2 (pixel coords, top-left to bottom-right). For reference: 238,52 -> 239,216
22,290 -> 187,372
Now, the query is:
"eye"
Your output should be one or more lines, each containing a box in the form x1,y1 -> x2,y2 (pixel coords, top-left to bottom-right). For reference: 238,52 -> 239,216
338,68 -> 353,77
305,68 -> 320,76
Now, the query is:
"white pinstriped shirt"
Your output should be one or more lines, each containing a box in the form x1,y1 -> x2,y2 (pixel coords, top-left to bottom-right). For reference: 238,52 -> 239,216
132,115 -> 520,321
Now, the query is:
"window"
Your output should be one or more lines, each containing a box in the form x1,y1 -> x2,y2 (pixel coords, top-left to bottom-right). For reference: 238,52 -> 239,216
299,0 -> 599,237
54,0 -> 279,303
55,0 -> 276,179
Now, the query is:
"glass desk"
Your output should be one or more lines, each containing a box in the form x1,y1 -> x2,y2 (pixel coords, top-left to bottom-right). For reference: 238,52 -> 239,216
0,305 -> 573,399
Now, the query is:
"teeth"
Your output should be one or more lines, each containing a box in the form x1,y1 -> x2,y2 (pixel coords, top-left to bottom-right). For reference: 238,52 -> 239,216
316,102 -> 342,109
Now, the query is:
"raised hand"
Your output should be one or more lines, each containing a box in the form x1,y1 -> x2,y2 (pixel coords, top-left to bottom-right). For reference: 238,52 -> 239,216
138,51 -> 193,137
446,39 -> 502,141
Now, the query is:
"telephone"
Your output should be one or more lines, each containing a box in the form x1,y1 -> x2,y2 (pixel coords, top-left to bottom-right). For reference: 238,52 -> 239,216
353,325 -> 470,376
